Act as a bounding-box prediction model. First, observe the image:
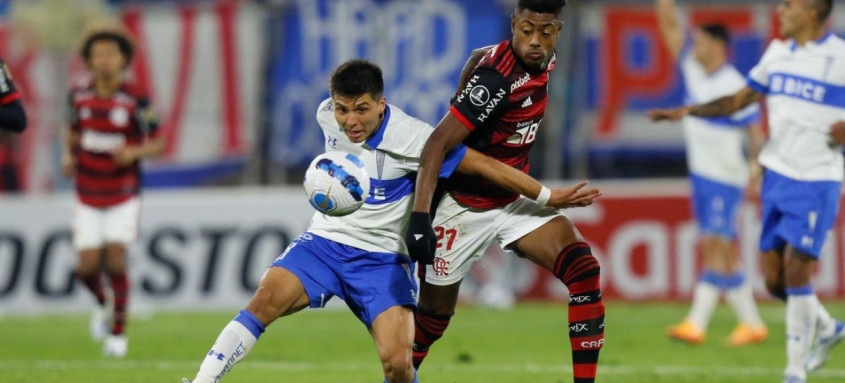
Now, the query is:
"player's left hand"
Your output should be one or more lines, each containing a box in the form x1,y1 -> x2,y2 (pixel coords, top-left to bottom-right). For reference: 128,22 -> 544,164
548,181 -> 601,209
111,146 -> 138,166
405,212 -> 437,264
828,121 -> 845,147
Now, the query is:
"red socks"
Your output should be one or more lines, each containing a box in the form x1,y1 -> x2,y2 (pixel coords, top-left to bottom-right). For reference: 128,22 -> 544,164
412,309 -> 453,369
554,242 -> 605,383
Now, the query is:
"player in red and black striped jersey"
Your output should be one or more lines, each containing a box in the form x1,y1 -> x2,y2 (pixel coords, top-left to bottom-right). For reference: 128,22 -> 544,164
405,1 -> 606,382
0,59 -> 26,133
63,30 -> 164,358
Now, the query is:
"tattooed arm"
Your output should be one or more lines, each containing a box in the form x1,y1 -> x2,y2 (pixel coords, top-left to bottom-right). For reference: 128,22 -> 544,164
649,86 -> 763,121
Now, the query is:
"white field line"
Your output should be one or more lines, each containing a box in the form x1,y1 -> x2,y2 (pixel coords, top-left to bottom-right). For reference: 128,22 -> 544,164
1,360 -> 845,378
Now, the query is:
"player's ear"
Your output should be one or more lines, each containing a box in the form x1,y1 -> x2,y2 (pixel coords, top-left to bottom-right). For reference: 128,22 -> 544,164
378,96 -> 386,119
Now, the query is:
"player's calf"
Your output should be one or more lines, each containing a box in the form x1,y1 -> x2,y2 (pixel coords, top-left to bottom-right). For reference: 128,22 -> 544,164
554,242 -> 605,383
412,309 -> 453,369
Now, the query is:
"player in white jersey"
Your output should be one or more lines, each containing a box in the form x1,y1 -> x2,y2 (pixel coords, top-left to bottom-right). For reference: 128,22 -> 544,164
654,0 -> 767,347
181,60 -> 600,383
650,1 -> 844,381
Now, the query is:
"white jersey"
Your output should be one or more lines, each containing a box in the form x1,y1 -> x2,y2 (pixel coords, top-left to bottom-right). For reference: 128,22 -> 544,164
748,33 -> 845,181
681,50 -> 759,187
307,98 -> 466,256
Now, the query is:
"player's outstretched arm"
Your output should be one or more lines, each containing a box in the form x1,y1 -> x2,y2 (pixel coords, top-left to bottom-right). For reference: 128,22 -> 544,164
649,86 -> 762,122
457,149 -> 601,209
655,0 -> 684,60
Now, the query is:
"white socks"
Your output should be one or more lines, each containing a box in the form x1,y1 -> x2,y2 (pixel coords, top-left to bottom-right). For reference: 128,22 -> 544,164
686,278 -> 720,330
813,295 -> 837,339
724,274 -> 765,327
785,287 -> 817,379
193,310 -> 266,383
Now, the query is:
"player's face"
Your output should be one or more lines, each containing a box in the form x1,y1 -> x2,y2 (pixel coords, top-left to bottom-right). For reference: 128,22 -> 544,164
87,40 -> 127,80
692,30 -> 722,63
777,0 -> 815,39
511,9 -> 562,72
332,93 -> 386,143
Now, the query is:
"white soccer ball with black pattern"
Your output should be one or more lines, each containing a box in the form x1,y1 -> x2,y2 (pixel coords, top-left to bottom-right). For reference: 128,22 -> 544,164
303,151 -> 370,217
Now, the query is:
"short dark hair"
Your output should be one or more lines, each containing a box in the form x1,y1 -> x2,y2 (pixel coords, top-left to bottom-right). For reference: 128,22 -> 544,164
698,23 -> 730,45
809,0 -> 833,23
329,59 -> 384,99
517,0 -> 567,15
81,30 -> 134,66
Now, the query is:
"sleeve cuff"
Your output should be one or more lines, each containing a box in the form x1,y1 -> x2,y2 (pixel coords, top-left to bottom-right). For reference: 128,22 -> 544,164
449,105 -> 477,132
439,144 -> 468,178
747,77 -> 768,94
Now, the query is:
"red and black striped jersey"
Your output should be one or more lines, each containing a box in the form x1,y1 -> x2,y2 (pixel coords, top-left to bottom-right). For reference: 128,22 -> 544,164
68,80 -> 159,208
446,40 -> 555,209
0,59 -> 21,106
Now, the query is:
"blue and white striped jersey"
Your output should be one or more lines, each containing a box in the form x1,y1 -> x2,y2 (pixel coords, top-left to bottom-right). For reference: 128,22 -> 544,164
748,33 -> 845,181
681,49 -> 760,187
307,98 -> 466,256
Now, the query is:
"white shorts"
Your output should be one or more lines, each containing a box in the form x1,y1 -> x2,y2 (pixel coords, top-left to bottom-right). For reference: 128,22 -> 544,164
73,198 -> 141,251
425,193 -> 561,286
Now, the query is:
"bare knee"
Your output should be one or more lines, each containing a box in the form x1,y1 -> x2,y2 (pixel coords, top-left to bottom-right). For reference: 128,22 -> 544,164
382,354 -> 414,383
417,281 -> 461,315
760,250 -> 785,298
76,249 -> 102,277
245,286 -> 286,326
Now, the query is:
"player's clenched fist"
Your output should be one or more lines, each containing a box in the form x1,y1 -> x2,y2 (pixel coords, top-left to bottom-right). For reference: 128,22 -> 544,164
405,212 -> 437,264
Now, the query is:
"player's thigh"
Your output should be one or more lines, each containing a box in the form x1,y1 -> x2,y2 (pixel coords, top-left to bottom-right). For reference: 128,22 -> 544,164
760,249 -> 785,292
425,193 -> 498,286
501,199 -> 581,271
73,201 -> 105,252
341,251 -> 418,327
246,266 -> 310,326
102,198 -> 141,245
370,305 -> 414,365
760,170 -> 840,257
690,175 -> 742,239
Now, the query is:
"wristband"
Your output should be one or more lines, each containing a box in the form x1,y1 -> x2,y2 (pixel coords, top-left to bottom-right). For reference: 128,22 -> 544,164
535,185 -> 551,206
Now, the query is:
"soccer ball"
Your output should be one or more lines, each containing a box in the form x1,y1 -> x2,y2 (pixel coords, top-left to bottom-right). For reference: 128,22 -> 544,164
303,151 -> 370,217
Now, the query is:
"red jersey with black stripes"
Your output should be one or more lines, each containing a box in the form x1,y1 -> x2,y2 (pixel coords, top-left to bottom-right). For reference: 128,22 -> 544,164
447,40 -> 554,209
0,59 -> 21,106
69,80 -> 159,208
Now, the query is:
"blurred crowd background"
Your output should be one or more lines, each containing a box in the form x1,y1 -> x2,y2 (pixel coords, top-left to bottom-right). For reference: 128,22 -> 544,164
5,0 -> 835,193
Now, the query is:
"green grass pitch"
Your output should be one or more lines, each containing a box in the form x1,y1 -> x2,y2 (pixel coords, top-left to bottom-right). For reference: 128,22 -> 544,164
2,301 -> 844,382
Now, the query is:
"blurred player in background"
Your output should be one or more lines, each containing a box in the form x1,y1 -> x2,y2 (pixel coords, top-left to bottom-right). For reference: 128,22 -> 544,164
0,58 -> 27,191
654,0 -> 767,346
64,30 -> 164,358
0,58 -> 27,134
650,0 -> 844,381
405,1 -> 607,382
181,59 -> 598,383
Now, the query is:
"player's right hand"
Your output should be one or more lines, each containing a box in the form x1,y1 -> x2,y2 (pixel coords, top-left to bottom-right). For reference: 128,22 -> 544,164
61,154 -> 76,178
405,212 -> 437,265
648,107 -> 688,122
